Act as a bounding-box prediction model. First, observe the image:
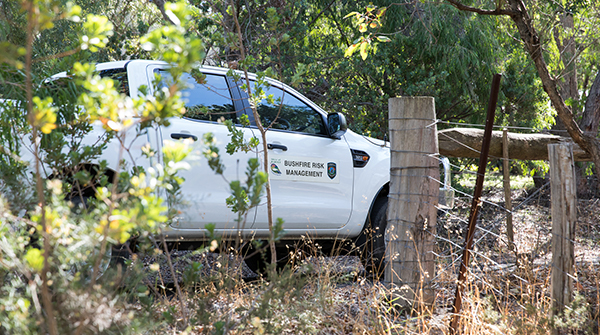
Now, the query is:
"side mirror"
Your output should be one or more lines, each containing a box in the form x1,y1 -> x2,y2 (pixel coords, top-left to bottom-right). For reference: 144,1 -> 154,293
327,112 -> 348,139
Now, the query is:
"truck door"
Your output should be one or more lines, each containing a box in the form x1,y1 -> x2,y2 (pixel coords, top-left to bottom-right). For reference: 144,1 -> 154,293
242,82 -> 354,232
143,64 -> 258,231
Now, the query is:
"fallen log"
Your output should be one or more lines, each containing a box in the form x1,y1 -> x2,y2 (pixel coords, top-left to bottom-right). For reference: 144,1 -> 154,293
438,128 -> 591,161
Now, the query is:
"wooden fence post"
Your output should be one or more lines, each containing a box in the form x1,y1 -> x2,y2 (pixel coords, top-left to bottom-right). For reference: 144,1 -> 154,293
548,143 -> 576,335
502,128 -> 515,252
386,97 -> 439,307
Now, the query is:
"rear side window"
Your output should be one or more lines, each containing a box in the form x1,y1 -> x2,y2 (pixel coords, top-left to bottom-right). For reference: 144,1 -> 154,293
100,69 -> 129,96
157,70 -> 236,122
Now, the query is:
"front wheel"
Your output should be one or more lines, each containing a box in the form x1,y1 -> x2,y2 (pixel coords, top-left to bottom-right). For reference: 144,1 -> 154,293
357,197 -> 387,278
69,195 -> 113,280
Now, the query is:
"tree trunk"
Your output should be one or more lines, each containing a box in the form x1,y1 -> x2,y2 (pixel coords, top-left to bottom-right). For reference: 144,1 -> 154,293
505,0 -> 600,178
580,71 -> 600,135
552,13 -> 578,132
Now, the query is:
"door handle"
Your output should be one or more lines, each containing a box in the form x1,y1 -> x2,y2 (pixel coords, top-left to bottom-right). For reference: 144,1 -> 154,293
171,133 -> 198,141
267,143 -> 287,151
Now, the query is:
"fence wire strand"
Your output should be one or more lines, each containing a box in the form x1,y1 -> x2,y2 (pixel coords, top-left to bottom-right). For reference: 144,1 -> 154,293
387,121 -> 599,320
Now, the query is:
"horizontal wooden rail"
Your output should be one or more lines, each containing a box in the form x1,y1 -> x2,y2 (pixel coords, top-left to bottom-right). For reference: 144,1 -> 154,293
438,128 -> 591,161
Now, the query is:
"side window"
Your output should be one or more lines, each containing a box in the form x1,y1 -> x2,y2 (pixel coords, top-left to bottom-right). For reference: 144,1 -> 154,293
157,70 -> 236,122
100,69 -> 129,96
257,84 -> 326,135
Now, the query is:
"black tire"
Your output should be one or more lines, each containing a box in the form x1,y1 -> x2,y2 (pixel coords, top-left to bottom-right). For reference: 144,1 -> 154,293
357,197 -> 388,278
70,193 -> 94,213
243,243 -> 268,277
69,195 -> 113,279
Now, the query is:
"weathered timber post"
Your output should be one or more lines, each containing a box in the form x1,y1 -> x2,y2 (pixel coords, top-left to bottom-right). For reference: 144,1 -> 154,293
548,143 -> 577,335
502,128 -> 515,252
386,97 -> 439,307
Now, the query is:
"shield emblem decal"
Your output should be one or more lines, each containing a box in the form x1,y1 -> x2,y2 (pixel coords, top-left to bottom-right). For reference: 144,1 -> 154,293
327,162 -> 337,179
270,163 -> 282,175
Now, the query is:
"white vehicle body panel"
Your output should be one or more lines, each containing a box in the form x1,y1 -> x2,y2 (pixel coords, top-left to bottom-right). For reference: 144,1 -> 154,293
255,128 -> 354,231
11,60 -> 392,242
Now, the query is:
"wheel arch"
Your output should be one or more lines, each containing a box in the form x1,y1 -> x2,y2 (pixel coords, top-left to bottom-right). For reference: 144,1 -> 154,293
51,163 -> 118,198
353,182 -> 389,277
356,182 -> 389,239
369,183 -> 388,220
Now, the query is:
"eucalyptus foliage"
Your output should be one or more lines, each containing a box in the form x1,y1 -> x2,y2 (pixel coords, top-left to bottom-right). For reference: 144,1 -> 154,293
184,0 -> 556,139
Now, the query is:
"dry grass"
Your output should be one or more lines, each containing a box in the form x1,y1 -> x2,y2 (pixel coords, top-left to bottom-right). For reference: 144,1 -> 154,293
134,184 -> 600,334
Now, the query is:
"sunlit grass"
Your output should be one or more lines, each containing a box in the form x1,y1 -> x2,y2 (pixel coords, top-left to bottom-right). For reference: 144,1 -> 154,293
455,171 -> 535,192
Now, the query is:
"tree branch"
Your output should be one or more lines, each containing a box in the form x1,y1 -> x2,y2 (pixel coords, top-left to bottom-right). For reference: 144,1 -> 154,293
150,0 -> 176,25
445,0 -> 600,177
33,47 -> 81,63
444,0 -> 516,16
306,0 -> 336,30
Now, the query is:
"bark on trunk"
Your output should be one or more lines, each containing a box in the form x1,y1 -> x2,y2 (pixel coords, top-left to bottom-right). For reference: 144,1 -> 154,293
553,13 -> 578,131
581,71 -> 600,135
506,0 -> 600,178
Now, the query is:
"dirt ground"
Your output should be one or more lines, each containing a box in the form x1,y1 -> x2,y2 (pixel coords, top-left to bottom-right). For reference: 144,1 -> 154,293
140,182 -> 600,334
432,183 -> 600,333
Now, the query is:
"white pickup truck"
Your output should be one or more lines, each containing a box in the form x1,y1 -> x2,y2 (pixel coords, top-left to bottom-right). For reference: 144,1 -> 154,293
26,60 -> 392,269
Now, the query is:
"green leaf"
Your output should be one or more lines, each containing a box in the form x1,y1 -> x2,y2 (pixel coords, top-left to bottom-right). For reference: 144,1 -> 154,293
25,248 -> 44,272
80,14 -> 114,52
360,41 -> 369,60
0,42 -> 26,69
343,12 -> 359,19
273,218 -> 286,241
344,43 -> 359,57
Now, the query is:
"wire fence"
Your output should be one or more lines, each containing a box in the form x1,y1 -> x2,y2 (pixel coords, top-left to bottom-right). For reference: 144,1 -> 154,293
392,118 -> 600,323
